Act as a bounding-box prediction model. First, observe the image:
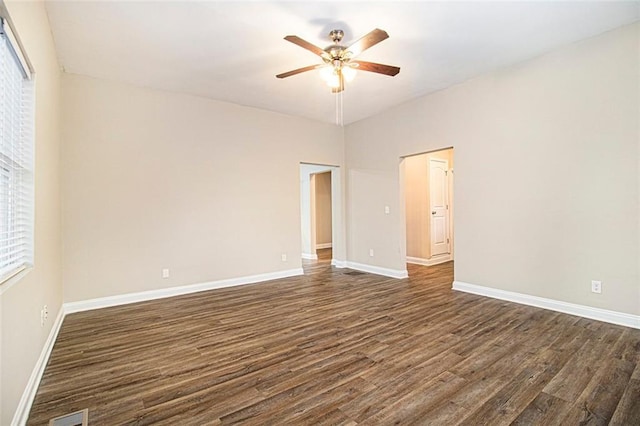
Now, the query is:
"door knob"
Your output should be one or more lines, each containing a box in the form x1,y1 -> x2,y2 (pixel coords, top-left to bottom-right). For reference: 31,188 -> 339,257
431,211 -> 436,215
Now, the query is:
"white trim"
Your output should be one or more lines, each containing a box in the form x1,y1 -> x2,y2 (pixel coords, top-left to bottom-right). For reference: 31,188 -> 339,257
345,261 -> 408,279
12,306 -> 65,426
406,255 -> 452,266
315,243 -> 332,249
65,268 -> 304,314
452,281 -> 640,330
301,253 -> 318,260
331,259 -> 347,268
0,3 -> 34,75
0,266 -> 31,295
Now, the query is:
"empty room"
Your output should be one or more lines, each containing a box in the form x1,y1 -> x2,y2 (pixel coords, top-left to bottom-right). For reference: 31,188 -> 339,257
1,1 -> 639,425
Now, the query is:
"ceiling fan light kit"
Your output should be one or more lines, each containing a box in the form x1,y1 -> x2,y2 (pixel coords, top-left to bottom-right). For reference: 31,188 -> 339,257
276,28 -> 400,93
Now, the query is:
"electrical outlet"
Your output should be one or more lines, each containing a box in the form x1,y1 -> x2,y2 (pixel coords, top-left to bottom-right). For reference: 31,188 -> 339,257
591,280 -> 602,294
40,304 -> 49,326
281,253 -> 287,262
162,268 -> 170,279
369,249 -> 374,257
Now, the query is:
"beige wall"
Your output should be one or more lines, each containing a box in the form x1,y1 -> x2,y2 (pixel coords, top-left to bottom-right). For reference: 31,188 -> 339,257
346,23 -> 640,315
61,74 -> 344,302
404,149 -> 453,260
0,1 -> 62,424
314,172 -> 332,246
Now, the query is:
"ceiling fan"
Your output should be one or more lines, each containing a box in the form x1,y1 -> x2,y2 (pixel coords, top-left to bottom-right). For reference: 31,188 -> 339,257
276,28 -> 400,93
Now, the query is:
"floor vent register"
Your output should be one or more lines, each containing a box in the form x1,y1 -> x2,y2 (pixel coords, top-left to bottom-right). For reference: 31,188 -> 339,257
49,409 -> 88,426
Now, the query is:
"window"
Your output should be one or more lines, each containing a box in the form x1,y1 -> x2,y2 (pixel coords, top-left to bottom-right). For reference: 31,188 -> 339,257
0,16 -> 33,284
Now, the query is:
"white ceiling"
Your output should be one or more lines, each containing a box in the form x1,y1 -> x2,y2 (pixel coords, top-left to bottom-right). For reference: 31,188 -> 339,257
44,1 -> 639,124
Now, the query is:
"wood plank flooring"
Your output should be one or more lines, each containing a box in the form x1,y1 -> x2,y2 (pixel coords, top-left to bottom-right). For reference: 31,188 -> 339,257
28,250 -> 640,425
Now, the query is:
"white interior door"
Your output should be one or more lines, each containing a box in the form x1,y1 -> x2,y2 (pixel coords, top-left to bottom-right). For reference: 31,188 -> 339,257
430,158 -> 450,257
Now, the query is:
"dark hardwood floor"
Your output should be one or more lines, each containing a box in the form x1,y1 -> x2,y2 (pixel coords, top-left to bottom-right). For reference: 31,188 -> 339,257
28,249 -> 640,425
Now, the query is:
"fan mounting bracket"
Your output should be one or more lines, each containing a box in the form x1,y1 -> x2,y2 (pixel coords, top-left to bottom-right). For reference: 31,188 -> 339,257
328,29 -> 344,44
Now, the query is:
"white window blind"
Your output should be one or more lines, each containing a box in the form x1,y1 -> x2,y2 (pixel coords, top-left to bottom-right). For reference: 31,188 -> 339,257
0,17 -> 33,284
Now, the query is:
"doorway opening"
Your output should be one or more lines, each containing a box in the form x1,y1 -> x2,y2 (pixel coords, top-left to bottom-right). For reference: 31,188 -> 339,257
300,163 -> 342,267
402,148 -> 454,272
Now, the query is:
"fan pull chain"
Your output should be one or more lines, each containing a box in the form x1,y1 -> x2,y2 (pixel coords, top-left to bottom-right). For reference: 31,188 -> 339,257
335,91 -> 344,127
341,91 -> 344,127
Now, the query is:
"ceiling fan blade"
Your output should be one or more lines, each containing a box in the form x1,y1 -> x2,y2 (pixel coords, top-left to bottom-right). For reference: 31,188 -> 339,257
352,60 -> 400,76
276,64 -> 324,79
284,35 -> 326,57
346,28 -> 389,58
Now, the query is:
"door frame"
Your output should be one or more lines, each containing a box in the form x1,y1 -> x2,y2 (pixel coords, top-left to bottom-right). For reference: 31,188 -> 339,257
299,163 -> 344,266
400,147 -> 455,269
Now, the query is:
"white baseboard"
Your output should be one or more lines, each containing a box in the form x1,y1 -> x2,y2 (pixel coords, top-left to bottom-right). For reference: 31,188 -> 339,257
65,268 -> 304,314
345,261 -> 408,279
331,259 -> 347,268
406,255 -> 452,266
12,306 -> 65,426
301,253 -> 318,260
452,281 -> 640,329
315,243 -> 332,249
